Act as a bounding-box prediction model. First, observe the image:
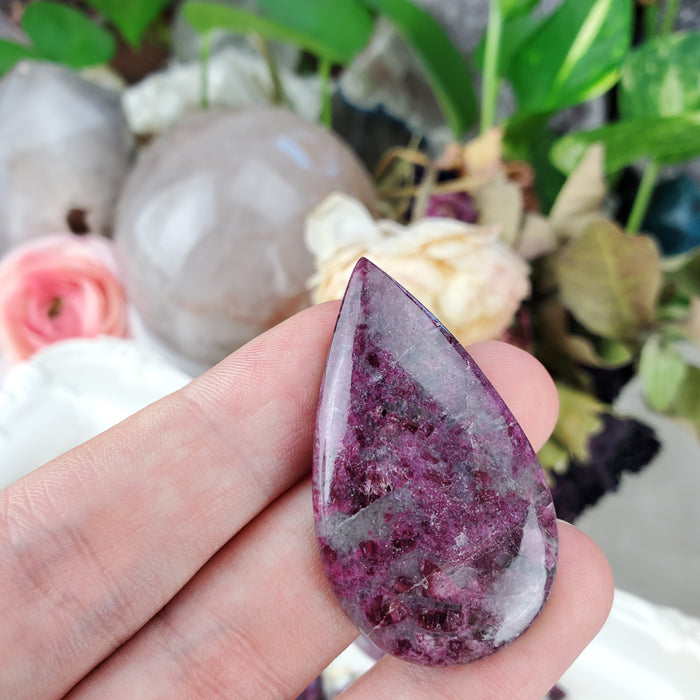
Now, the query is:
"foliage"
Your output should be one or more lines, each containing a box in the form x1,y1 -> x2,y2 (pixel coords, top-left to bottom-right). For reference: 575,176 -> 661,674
620,31 -> 700,119
362,0 -> 477,135
506,0 -> 632,115
556,220 -> 661,340
83,0 -> 173,48
0,0 -> 175,76
639,334 -> 687,412
0,40 -> 39,75
184,0 -> 373,64
182,0 -> 477,137
551,113 -> 700,175
0,1 -> 115,73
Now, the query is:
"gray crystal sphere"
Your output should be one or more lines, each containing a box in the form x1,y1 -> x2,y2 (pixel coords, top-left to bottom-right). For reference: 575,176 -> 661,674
114,107 -> 375,367
0,61 -> 133,253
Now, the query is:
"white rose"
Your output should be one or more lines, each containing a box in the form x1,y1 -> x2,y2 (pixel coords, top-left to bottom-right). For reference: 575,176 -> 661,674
306,194 -> 531,347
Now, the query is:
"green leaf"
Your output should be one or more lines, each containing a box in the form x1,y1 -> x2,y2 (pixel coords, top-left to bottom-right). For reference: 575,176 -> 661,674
639,335 -> 687,411
671,252 -> 700,298
499,0 -> 539,19
557,220 -> 662,340
84,0 -> 172,48
503,113 -> 551,157
183,0 -> 372,64
21,1 -> 115,68
538,300 -> 634,369
362,0 -> 478,136
551,113 -> 700,175
474,13 -> 542,75
257,0 -> 374,63
538,438 -> 569,475
504,114 -> 566,212
549,143 -> 607,240
553,382 -> 605,462
674,365 -> 700,437
676,297 -> 700,348
597,338 -> 635,365
0,39 -> 40,75
506,0 -> 632,114
620,32 -> 700,119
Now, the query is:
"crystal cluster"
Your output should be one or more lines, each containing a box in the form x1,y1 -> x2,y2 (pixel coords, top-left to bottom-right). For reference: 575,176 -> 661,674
313,258 -> 558,666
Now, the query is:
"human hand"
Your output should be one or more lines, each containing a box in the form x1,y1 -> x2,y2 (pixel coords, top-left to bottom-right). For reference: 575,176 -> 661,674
0,302 -> 613,699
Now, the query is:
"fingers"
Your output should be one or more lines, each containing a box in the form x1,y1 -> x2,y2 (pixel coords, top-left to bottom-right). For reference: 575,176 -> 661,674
68,478 -> 355,699
0,302 -> 340,699
67,341 -> 562,698
338,523 -> 614,700
0,295 -> 560,700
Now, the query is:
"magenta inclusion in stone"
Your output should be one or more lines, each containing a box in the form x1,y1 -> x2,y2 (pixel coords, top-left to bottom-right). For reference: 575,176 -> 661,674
312,258 -> 558,666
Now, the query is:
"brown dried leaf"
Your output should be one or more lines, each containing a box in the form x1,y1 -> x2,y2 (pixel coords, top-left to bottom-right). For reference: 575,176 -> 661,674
474,174 -> 523,246
557,220 -> 662,340
517,213 -> 558,260
549,143 -> 607,240
462,127 -> 503,178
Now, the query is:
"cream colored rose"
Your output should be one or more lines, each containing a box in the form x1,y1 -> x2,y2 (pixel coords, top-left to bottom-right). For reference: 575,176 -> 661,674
306,194 -> 531,347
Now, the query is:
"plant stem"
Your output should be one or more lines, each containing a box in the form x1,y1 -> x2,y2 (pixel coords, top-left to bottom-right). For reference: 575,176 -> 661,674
250,34 -> 289,106
644,2 -> 659,39
660,0 -> 681,35
627,160 -> 659,234
199,32 -> 210,109
481,0 -> 502,134
319,56 -> 332,128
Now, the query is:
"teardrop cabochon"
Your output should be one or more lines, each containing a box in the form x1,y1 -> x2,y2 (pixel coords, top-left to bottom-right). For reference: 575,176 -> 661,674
312,258 -> 558,666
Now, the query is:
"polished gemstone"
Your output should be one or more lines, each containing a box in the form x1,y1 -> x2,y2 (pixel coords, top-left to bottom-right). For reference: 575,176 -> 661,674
312,258 -> 558,666
115,107 -> 374,369
0,61 -> 133,253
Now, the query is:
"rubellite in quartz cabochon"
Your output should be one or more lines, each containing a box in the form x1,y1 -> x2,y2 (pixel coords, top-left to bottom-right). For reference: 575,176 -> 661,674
312,258 -> 558,666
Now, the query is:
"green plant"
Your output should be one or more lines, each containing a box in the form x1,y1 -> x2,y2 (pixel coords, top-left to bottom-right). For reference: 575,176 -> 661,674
0,0 -> 174,76
83,0 -> 173,48
0,1 -> 115,73
468,0 -> 700,446
181,0 -> 477,132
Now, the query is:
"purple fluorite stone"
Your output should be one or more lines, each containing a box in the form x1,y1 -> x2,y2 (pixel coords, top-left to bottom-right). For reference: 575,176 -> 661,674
312,258 -> 558,666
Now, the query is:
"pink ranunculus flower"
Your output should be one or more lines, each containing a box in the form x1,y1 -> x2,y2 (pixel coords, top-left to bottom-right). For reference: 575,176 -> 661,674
0,234 -> 128,363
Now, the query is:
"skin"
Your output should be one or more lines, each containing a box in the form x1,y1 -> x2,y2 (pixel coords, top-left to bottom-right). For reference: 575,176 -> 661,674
0,302 -> 614,699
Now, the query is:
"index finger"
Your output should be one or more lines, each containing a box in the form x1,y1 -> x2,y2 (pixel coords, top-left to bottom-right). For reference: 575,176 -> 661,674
1,301 -> 337,698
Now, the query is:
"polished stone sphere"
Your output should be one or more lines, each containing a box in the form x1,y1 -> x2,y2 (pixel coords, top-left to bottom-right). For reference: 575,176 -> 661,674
114,107 -> 375,367
0,61 -> 133,253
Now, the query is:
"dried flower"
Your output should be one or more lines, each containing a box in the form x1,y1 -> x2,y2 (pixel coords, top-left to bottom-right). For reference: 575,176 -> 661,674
0,234 -> 128,363
306,194 -> 531,347
425,191 -> 478,223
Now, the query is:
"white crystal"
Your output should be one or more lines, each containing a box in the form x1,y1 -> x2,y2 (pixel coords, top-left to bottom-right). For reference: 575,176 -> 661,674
122,45 -> 322,136
0,61 -> 133,252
